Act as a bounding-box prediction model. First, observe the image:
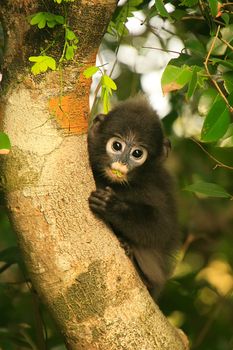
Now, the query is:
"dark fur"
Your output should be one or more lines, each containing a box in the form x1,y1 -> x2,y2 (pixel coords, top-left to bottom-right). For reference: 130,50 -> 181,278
88,97 -> 179,299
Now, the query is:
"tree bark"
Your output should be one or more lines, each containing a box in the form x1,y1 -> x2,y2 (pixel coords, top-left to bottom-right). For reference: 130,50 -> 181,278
0,1 -> 187,349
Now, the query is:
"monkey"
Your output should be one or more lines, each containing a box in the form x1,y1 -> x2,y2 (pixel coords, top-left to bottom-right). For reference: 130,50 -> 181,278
87,96 -> 179,299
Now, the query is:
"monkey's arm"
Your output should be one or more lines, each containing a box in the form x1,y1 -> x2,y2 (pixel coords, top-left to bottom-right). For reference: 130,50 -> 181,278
88,187 -> 159,246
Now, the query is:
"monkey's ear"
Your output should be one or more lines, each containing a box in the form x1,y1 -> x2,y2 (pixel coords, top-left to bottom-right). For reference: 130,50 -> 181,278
89,114 -> 106,134
92,114 -> 106,126
162,138 -> 171,159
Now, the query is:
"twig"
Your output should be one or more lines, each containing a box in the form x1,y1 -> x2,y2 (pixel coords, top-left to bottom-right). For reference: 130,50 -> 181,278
191,137 -> 233,171
181,15 -> 224,26
91,2 -> 128,113
219,37 -> 233,51
220,2 -> 233,7
204,25 -> 233,113
142,46 -> 182,56
0,262 -> 11,274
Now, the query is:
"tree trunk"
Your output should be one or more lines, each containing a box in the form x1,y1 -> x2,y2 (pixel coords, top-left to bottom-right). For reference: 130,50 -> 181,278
0,1 -> 187,349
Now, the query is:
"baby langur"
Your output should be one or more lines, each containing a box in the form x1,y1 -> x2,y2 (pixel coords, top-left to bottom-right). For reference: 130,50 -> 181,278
88,97 -> 179,299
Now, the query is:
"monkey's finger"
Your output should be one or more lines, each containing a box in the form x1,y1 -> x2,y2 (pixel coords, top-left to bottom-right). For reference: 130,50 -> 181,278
90,190 -> 111,202
89,203 -> 105,214
105,186 -> 114,194
88,194 -> 108,216
89,195 -> 107,208
119,240 -> 133,257
89,201 -> 107,216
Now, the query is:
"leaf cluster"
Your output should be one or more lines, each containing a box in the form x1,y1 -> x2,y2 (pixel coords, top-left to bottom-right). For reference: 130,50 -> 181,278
30,12 -> 64,29
29,55 -> 56,75
28,4 -> 78,75
108,0 -> 144,37
84,66 -> 117,113
64,27 -> 79,60
153,0 -> 233,198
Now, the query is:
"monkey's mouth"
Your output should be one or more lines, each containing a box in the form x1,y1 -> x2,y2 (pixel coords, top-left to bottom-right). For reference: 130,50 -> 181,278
105,162 -> 128,183
111,169 -> 124,178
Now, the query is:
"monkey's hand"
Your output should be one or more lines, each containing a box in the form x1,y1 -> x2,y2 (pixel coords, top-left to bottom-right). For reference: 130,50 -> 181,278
88,186 -> 126,220
88,187 -> 111,217
119,238 -> 133,258
89,188 -> 134,256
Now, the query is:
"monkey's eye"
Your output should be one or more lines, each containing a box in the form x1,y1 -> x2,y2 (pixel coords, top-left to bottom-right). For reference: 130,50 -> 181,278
112,141 -> 122,152
130,146 -> 148,165
132,149 -> 143,159
106,137 -> 125,155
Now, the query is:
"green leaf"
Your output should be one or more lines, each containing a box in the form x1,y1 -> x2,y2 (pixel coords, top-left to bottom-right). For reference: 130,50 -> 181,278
179,0 -> 198,6
171,9 -> 187,20
30,12 -> 45,25
66,28 -> 77,41
184,182 -> 232,199
200,91 -> 233,143
99,75 -> 117,113
207,37 -> 226,56
167,53 -> 204,70
108,0 -> 143,37
218,123 -> 233,148
184,34 -> 206,56
207,24 -> 233,56
201,96 -> 230,142
129,0 -> 144,5
222,24 -> 233,41
47,20 -> 56,28
223,73 -> 233,94
208,0 -> 219,17
45,13 -> 55,21
161,65 -> 192,94
186,66 -> 198,98
83,66 -> 99,78
29,56 -> 40,62
211,58 -> 233,70
101,75 -> 117,90
30,12 -> 64,28
29,56 -> 56,75
38,17 -> 46,29
101,88 -> 111,114
55,15 -> 65,24
154,0 -> 172,20
0,132 -> 11,154
221,13 -> 230,25
46,56 -> 56,70
198,88 -> 218,116
65,45 -> 74,60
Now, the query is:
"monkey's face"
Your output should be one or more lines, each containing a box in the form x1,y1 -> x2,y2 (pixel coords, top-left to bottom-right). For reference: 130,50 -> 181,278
104,133 -> 148,183
88,100 -> 168,186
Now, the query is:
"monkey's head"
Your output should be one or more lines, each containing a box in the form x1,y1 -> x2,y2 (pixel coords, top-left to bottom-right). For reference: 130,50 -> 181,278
88,97 -> 170,185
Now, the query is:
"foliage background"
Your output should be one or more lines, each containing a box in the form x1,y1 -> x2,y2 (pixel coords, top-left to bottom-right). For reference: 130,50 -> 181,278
0,0 -> 233,349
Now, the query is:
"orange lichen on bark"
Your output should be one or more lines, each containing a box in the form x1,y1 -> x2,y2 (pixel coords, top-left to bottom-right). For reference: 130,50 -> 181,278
48,59 -> 96,134
49,93 -> 89,134
48,53 -> 96,134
